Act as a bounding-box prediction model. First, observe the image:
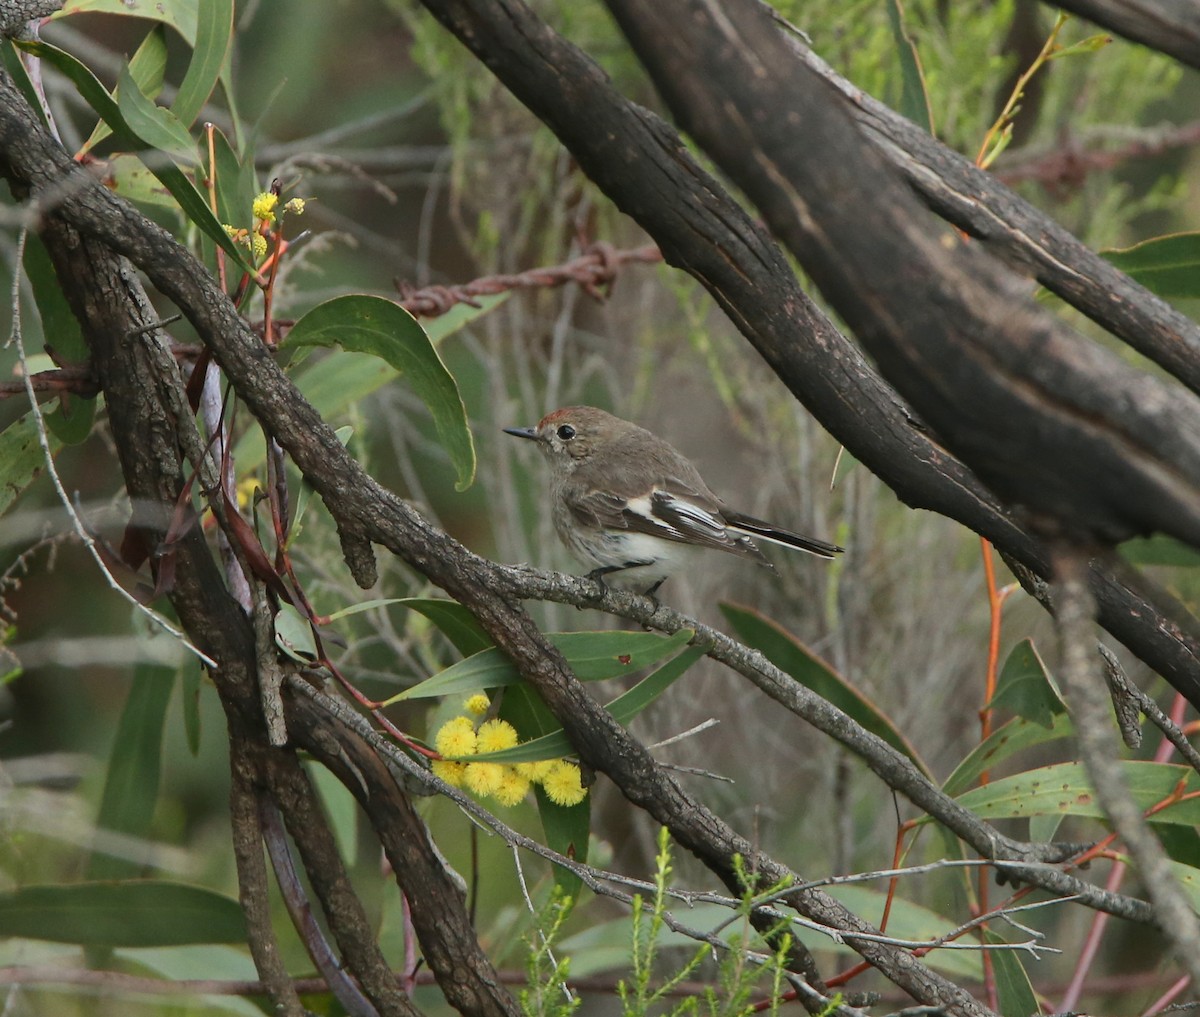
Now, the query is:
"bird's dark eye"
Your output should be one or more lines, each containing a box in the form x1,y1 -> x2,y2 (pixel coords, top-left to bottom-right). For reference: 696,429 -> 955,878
556,424 -> 576,441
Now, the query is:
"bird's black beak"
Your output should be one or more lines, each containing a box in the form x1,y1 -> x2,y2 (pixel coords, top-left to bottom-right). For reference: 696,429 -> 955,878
503,426 -> 541,442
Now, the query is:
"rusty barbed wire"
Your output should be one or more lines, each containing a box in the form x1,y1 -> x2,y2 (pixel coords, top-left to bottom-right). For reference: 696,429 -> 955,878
394,242 -> 663,317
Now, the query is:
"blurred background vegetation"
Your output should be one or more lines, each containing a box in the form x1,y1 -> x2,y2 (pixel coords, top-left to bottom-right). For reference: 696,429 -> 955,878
2,0 -> 1199,1012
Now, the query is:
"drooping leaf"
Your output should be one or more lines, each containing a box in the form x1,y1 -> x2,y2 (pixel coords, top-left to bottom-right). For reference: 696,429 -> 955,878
235,296 -> 507,471
1120,534 -> 1200,567
23,233 -> 86,363
307,762 -> 359,866
0,882 -> 247,946
172,0 -> 233,127
56,0 -> 199,40
117,945 -> 262,1016
721,603 -> 929,775
387,628 -> 695,703
886,0 -> 934,134
280,295 -> 475,491
16,40 -> 247,267
987,934 -> 1040,1017
116,63 -> 199,165
390,598 -> 492,657
274,602 -> 317,662
79,24 -> 168,156
535,783 -> 590,900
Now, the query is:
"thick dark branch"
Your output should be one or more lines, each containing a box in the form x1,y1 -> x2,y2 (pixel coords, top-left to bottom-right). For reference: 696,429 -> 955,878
779,17 -> 1200,397
605,0 -> 1200,553
387,3 -> 1200,703
260,748 -> 419,1017
1043,0 -> 1200,68
0,73 -> 1001,1015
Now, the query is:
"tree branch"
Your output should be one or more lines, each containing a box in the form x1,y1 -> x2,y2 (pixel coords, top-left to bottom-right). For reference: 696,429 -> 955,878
1042,0 -> 1200,69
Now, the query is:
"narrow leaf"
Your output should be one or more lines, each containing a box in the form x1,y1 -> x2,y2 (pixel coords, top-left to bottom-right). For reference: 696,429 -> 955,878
388,629 -> 694,703
1104,232 -> 1200,300
88,659 -> 176,881
172,0 -> 233,126
1120,534 -> 1200,567
0,413 -> 59,517
721,603 -> 929,775
886,0 -> 934,134
116,63 -> 198,165
17,40 -> 247,267
79,24 -> 168,155
987,639 -> 1065,727
390,598 -> 492,657
0,882 -> 247,946
942,712 -> 1074,798
987,935 -> 1040,1017
475,645 -> 705,762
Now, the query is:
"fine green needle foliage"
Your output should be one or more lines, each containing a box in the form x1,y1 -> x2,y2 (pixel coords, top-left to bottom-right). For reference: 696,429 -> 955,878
617,830 -> 803,1017
522,892 -> 582,1017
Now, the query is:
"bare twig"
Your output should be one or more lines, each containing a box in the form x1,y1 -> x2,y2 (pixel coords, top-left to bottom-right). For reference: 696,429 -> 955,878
5,229 -> 216,669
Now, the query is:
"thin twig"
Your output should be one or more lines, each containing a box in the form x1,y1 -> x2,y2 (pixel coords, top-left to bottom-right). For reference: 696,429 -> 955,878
5,229 -> 216,668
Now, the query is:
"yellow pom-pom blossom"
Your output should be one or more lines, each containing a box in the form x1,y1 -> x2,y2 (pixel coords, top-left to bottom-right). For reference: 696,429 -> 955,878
284,197 -> 306,215
493,767 -> 532,807
464,694 -> 490,716
515,759 -> 556,784
252,191 -> 278,224
250,233 -> 268,260
464,761 -> 505,796
542,761 -> 587,807
435,716 -> 477,759
476,719 -> 518,753
431,760 -> 467,787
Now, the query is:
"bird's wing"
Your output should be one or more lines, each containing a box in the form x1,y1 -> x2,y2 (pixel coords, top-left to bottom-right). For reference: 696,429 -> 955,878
567,486 -> 764,559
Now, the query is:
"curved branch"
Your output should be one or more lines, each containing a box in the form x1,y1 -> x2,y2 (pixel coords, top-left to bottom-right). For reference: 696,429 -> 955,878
380,2 -> 1200,703
0,73 -> 999,1017
1043,0 -> 1200,69
778,13 -> 1200,396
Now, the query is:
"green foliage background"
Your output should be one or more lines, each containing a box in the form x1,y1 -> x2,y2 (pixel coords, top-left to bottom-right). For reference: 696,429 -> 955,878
2,0 -> 1200,1013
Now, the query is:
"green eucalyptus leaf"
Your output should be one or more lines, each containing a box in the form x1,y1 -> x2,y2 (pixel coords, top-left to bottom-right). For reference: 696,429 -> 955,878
952,761 -> 1200,827
79,25 -> 168,155
987,935 -> 1039,1017
0,882 -> 246,946
388,629 -> 695,704
986,639 -> 1065,727
476,645 -> 705,763
942,712 -> 1074,798
1104,232 -> 1200,300
172,0 -> 233,126
88,658 -> 176,881
0,413 -> 57,517
280,296 -> 475,491
721,603 -> 929,775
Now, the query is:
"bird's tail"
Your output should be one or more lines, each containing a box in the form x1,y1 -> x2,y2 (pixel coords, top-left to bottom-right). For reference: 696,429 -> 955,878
726,511 -> 843,559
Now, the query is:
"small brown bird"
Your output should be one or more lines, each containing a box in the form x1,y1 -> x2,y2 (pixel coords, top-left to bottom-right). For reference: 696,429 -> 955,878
505,406 -> 842,594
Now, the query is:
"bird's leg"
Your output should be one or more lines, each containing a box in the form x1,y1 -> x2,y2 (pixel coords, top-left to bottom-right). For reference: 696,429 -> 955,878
584,559 -> 655,582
